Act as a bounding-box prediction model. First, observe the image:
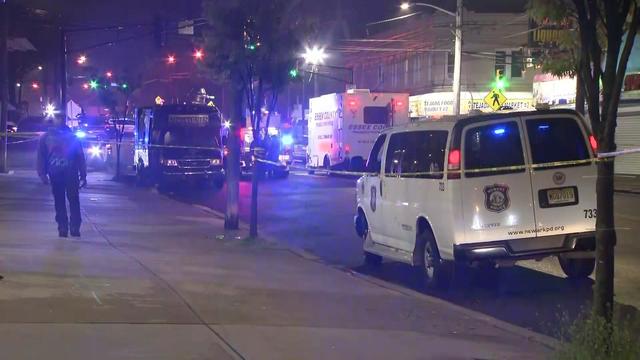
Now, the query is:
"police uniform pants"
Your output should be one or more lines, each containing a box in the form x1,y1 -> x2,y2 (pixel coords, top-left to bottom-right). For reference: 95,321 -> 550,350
50,175 -> 81,232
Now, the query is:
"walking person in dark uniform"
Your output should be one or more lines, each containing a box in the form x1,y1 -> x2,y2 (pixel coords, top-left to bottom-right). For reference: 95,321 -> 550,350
36,115 -> 87,237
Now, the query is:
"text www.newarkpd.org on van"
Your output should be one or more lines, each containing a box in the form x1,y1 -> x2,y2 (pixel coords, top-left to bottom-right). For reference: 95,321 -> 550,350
507,225 -> 566,236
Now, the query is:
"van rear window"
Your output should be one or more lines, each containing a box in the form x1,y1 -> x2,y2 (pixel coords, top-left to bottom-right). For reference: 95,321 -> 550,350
363,106 -> 388,124
526,118 -> 589,166
464,121 -> 524,177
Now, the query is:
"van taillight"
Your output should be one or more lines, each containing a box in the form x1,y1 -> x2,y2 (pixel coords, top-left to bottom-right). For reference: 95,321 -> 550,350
589,135 -> 598,152
447,149 -> 461,179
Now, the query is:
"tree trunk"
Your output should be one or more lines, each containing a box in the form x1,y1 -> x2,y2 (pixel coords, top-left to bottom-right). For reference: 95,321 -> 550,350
249,141 -> 260,238
593,157 -> 616,322
249,81 -> 264,238
115,142 -> 121,179
224,86 -> 242,230
575,71 -> 585,115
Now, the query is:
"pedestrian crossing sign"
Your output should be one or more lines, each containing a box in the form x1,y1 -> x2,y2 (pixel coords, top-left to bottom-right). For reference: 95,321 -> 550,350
484,88 -> 507,111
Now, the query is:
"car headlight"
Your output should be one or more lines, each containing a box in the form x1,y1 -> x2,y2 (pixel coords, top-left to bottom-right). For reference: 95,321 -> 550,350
88,145 -> 102,158
278,154 -> 290,163
163,159 -> 178,166
210,158 -> 221,166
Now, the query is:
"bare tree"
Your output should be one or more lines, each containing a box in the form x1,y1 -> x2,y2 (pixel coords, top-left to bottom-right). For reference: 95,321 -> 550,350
203,0 -> 312,234
530,0 -> 639,322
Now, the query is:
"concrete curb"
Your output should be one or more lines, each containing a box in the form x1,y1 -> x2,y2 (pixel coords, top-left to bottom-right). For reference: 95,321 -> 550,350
615,189 -> 640,195
190,204 -> 559,351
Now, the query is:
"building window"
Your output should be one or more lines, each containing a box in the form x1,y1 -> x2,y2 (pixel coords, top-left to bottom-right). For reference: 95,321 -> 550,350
447,52 -> 454,78
495,51 -> 506,76
378,64 -> 384,84
404,58 -> 409,86
511,50 -> 523,78
392,62 -> 398,87
413,55 -> 422,85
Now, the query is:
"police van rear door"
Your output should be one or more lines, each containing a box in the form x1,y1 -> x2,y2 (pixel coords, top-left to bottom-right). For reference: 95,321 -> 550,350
522,112 -> 597,237
460,118 -> 537,244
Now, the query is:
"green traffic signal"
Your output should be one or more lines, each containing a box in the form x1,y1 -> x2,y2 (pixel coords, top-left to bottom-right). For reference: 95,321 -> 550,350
289,69 -> 298,78
121,83 -> 128,89
495,78 -> 508,90
89,80 -> 99,90
493,69 -> 508,91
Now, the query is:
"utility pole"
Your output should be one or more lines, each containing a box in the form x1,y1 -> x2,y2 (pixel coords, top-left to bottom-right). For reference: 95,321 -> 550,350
451,0 -> 463,116
59,27 -> 67,120
0,0 -> 9,173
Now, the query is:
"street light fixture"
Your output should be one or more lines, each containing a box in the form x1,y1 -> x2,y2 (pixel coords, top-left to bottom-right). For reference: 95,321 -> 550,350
401,1 -> 462,115
302,46 -> 327,65
44,104 -> 57,118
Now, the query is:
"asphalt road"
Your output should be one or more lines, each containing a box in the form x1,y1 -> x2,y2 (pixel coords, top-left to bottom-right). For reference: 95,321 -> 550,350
8,144 -> 640,338
168,170 -> 640,338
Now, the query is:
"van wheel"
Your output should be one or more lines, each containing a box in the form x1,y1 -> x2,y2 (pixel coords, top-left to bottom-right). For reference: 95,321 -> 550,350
558,257 -> 595,279
415,230 -> 451,290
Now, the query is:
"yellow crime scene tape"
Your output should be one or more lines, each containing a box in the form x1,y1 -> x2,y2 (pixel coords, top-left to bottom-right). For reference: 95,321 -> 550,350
4,132 -> 639,177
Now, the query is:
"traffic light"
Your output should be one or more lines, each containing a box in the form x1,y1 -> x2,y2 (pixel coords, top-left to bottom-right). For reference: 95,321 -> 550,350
121,83 -> 129,89
167,54 -> 176,64
494,69 -> 508,91
289,68 -> 299,78
193,49 -> 204,60
89,79 -> 99,90
153,17 -> 166,48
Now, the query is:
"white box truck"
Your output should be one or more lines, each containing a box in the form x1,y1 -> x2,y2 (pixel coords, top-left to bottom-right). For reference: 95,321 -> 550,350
307,89 -> 409,171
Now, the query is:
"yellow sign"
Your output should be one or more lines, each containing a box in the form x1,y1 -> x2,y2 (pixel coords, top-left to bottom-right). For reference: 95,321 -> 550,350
484,89 -> 507,111
207,100 -> 215,107
155,96 -> 165,105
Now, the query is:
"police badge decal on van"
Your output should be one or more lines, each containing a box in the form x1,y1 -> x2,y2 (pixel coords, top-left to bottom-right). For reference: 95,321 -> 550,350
484,184 -> 510,213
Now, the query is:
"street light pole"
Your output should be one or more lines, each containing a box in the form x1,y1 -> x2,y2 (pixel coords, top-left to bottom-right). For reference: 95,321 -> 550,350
452,0 -> 462,115
0,0 -> 9,173
401,1 -> 462,115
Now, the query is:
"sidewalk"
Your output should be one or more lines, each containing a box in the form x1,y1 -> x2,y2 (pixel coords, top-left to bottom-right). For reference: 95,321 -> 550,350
615,174 -> 640,194
0,170 -> 553,359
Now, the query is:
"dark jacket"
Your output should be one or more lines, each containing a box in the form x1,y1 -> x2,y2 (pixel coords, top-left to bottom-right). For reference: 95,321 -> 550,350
37,125 -> 87,180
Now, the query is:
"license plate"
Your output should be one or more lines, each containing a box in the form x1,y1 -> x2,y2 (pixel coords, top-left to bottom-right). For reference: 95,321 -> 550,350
547,187 -> 576,205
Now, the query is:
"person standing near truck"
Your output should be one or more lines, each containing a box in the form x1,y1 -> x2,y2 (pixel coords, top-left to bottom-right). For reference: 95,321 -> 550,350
36,115 -> 87,237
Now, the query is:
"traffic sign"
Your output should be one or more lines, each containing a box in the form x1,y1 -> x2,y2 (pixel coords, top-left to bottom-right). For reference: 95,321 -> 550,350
484,89 -> 507,111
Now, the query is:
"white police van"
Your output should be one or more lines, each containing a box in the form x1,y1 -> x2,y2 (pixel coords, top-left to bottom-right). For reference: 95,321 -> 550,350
354,109 -> 598,288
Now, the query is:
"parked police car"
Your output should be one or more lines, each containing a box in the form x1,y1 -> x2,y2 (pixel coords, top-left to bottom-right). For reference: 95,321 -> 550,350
354,109 -> 598,288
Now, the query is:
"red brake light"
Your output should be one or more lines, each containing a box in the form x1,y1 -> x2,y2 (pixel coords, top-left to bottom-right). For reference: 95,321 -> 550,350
589,135 -> 598,152
345,144 -> 351,153
447,149 -> 461,179
448,149 -> 460,168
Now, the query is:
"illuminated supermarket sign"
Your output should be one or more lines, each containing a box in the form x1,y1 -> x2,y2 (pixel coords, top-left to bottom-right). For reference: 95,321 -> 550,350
409,92 -> 534,118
